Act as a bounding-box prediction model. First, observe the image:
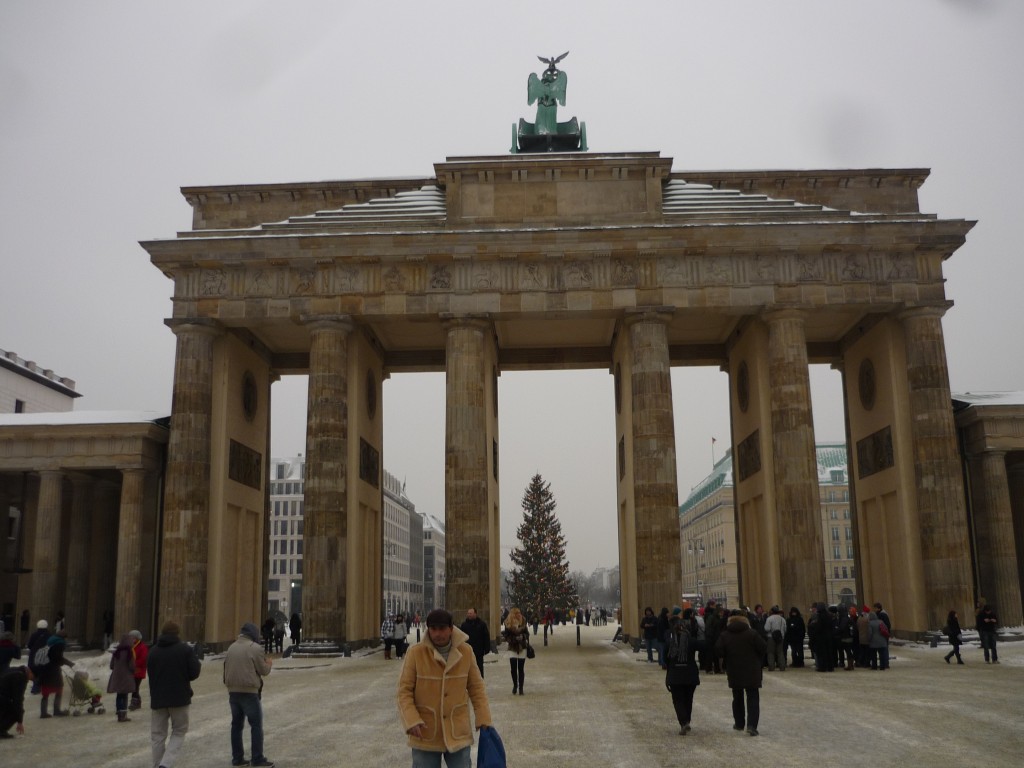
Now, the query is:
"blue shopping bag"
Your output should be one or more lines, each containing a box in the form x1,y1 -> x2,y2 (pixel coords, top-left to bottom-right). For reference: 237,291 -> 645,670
477,725 -> 507,768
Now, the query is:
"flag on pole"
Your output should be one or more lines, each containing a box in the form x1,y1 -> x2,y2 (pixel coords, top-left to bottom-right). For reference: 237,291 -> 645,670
711,437 -> 717,444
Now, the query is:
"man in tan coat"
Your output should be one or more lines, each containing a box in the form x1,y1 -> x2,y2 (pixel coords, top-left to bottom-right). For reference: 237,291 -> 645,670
224,622 -> 273,767
398,608 -> 493,768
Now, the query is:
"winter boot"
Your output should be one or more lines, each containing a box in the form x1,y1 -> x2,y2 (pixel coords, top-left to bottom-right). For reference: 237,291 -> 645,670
384,647 -> 391,660
117,710 -> 131,723
40,695 -> 52,718
129,694 -> 142,711
53,692 -> 68,716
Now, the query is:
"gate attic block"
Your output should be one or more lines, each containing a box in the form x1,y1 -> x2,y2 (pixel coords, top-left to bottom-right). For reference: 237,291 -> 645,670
143,151 -> 975,643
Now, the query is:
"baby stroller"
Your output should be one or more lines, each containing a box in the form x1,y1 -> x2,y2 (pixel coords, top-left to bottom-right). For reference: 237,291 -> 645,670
66,670 -> 106,715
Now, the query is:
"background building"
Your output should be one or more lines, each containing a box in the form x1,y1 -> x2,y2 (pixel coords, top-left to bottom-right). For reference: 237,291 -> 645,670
422,513 -> 446,613
679,443 -> 855,609
0,347 -> 79,414
268,456 -> 306,618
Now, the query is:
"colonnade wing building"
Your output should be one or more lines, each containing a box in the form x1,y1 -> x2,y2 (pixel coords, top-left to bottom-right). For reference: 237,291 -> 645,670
142,151 -> 978,646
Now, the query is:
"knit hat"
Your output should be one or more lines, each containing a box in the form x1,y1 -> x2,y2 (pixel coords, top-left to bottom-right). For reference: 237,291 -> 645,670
240,622 -> 261,642
671,606 -> 682,616
37,619 -> 48,629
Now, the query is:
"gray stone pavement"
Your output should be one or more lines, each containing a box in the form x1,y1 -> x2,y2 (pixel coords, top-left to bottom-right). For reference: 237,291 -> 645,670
2,623 -> 1023,767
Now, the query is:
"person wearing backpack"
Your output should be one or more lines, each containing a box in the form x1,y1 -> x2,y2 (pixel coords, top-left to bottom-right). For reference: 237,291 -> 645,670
867,611 -> 889,670
26,620 -> 50,695
38,634 -> 74,717
665,607 -> 706,736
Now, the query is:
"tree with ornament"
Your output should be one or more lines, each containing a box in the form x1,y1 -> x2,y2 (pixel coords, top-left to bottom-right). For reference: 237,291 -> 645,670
506,474 -> 579,622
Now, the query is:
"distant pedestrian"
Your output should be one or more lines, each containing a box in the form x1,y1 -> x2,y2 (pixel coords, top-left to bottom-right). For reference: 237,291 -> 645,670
129,629 -> 149,710
261,617 -> 275,654
393,614 -> 409,659
107,634 -> 136,722
640,607 -> 658,664
785,607 -> 805,668
289,613 -> 302,648
867,611 -> 889,670
273,622 -> 285,655
943,610 -> 965,665
223,622 -> 274,767
665,607 -> 706,735
0,665 -> 32,738
502,607 -> 531,695
764,606 -> 787,672
102,610 -> 115,649
26,620 -> 50,694
655,607 -> 671,670
381,614 -> 396,660
716,609 -> 767,736
976,604 -> 999,664
148,620 -> 202,768
19,610 -> 30,648
398,608 -> 493,767
459,608 -> 491,678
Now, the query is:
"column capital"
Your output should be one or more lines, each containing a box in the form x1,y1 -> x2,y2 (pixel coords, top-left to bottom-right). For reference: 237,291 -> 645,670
761,307 -> 807,324
896,302 -> 953,323
622,307 -> 674,327
164,317 -> 224,337
440,313 -> 492,332
301,313 -> 354,333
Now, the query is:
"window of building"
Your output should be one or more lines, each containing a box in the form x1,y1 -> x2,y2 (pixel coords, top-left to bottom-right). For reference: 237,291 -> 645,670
845,527 -> 852,540
831,527 -> 840,541
830,509 -> 837,520
296,540 -> 303,555
851,567 -> 856,579
14,399 -> 25,413
842,567 -> 848,578
297,521 -> 304,535
843,491 -> 849,501
296,560 -> 303,574
833,546 -> 841,559
847,544 -> 854,559
834,567 -> 840,578
276,464 -> 285,480
278,558 -> 286,574
271,560 -> 277,575
843,508 -> 850,519
269,579 -> 279,591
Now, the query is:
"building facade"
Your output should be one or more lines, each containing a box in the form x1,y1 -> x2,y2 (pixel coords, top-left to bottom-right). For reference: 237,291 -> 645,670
679,444 -> 856,610
422,513 -> 446,613
0,347 -> 79,415
268,457 -> 306,618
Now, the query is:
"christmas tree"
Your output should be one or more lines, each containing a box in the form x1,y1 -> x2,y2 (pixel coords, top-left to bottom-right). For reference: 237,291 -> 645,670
506,474 -> 579,620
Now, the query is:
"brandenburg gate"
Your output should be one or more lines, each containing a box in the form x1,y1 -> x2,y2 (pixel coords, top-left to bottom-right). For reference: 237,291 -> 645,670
143,149 -> 977,645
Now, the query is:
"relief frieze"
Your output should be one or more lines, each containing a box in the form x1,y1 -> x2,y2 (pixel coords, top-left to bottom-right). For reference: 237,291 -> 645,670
795,253 -> 823,281
612,258 -> 637,287
247,269 -> 273,295
737,429 -> 761,482
856,425 -> 894,479
202,269 -> 227,296
519,262 -> 547,290
657,256 -> 688,286
887,256 -> 915,281
702,256 -> 732,284
292,268 -> 317,295
429,265 -> 452,290
840,254 -> 869,281
563,260 -> 594,289
472,264 -> 498,290
752,253 -> 778,282
383,265 -> 406,292
337,266 -> 361,293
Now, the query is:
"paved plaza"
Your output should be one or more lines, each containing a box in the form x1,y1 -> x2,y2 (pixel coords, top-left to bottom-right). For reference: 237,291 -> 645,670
2,623 -> 1023,767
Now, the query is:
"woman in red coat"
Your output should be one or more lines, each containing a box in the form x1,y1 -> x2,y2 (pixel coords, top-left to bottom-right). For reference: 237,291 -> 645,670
128,629 -> 148,711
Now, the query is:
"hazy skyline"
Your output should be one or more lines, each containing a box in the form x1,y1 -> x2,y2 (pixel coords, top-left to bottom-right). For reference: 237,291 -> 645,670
3,1 -> 1022,573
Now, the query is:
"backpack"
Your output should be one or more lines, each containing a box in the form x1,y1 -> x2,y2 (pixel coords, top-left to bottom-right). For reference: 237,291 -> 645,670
666,627 -> 689,665
878,622 -> 890,639
33,645 -> 51,667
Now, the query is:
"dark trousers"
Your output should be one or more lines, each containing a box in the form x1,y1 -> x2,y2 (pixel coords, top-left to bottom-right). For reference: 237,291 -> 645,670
668,684 -> 696,727
509,658 -> 524,691
944,642 -> 963,663
0,709 -> 19,734
475,653 -> 485,678
787,638 -> 804,667
731,687 -> 759,730
229,692 -> 265,763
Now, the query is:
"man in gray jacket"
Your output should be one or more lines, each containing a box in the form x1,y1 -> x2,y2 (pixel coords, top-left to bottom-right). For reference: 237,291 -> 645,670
223,623 -> 273,767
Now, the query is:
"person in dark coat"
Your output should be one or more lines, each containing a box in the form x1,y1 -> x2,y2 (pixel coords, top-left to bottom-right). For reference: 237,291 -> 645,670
943,610 -> 965,665
976,604 -> 999,664
702,602 -> 723,674
459,608 -> 491,678
0,632 -> 21,674
807,603 -> 835,672
640,607 -> 658,664
0,665 -> 32,737
26,620 -> 50,694
289,613 -> 302,648
655,607 -> 671,670
785,607 -> 806,668
715,610 -> 767,736
261,617 -> 276,654
148,620 -> 202,768
665,608 -> 707,735
107,633 -> 136,722
38,634 -> 74,717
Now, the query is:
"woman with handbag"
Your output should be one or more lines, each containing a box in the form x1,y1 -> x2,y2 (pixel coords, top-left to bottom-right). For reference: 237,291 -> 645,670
502,608 -> 531,695
943,610 -> 965,665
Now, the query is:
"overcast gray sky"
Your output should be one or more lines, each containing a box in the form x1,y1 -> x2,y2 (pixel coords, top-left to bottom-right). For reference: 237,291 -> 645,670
2,0 -> 1021,574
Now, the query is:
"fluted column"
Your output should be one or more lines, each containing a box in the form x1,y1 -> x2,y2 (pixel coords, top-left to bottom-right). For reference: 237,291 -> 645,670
31,470 -> 65,627
161,319 -> 221,641
64,476 -> 94,644
764,309 -> 825,608
969,451 -> 1022,625
114,468 -> 147,638
303,315 -> 353,641
899,307 -> 973,625
625,310 -> 681,610
444,318 -> 491,619
87,482 -> 119,645
0,487 -> 11,588
1006,459 -> 1024,618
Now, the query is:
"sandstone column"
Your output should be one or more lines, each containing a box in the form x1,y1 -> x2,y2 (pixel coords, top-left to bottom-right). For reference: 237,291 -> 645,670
31,469 -> 65,627
625,310 -> 681,611
969,451 -> 1022,625
1006,459 -> 1024,619
64,476 -> 94,644
87,482 -> 119,646
764,309 -> 825,609
0,487 -> 10,588
444,318 -> 492,620
161,319 -> 221,641
899,307 -> 973,625
303,315 -> 353,641
114,468 -> 147,638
